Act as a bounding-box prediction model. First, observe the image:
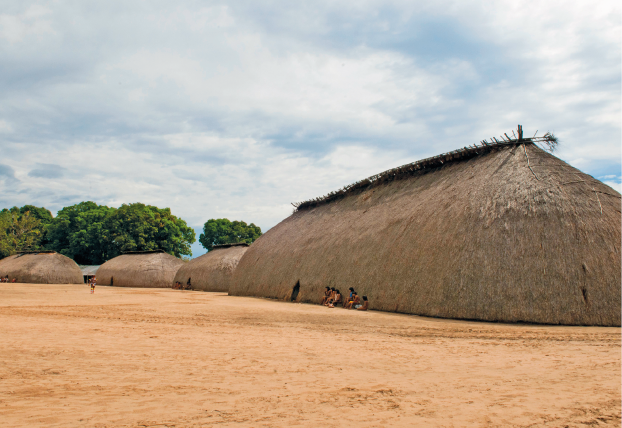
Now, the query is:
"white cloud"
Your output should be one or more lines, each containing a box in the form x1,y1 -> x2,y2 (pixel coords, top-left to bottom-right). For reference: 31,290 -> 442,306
0,0 -> 619,258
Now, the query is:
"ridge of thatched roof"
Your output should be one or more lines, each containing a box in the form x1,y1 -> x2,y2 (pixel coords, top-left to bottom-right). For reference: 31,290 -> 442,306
293,128 -> 559,211
212,243 -> 250,249
121,249 -> 166,254
16,250 -> 57,255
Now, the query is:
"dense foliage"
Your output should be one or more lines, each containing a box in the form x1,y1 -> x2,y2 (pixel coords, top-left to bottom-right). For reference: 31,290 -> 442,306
0,205 -> 53,258
199,218 -> 262,251
0,202 -> 196,264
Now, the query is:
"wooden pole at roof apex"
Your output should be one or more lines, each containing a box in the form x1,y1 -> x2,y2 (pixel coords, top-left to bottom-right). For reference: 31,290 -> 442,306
518,124 -> 523,140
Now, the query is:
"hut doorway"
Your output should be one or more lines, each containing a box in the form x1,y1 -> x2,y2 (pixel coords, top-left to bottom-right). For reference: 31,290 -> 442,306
111,277 -> 114,286
290,281 -> 300,301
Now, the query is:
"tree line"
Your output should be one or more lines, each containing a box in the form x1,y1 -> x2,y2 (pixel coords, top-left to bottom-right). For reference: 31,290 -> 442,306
0,202 -> 262,264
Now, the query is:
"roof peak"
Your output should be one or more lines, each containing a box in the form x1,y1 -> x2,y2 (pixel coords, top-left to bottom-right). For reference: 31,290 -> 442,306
293,127 -> 558,211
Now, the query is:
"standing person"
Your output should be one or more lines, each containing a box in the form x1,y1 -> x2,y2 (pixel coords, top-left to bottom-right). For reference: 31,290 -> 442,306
91,276 -> 96,294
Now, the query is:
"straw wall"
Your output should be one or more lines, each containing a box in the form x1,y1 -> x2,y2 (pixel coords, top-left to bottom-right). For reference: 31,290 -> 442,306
0,252 -> 83,284
97,252 -> 184,288
230,144 -> 621,326
173,245 -> 248,291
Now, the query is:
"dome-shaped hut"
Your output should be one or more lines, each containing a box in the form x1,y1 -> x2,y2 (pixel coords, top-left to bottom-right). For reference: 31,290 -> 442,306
0,251 -> 83,284
173,243 -> 249,291
230,136 -> 621,326
97,250 -> 184,288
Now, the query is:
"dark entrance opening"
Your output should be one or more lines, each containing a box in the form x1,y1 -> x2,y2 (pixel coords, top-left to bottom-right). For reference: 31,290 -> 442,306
290,281 -> 300,301
111,277 -> 114,286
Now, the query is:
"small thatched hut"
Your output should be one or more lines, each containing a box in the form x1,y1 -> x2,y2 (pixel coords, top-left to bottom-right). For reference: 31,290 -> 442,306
96,250 -> 184,288
173,243 -> 249,291
0,251 -> 83,284
78,265 -> 100,283
230,135 -> 621,326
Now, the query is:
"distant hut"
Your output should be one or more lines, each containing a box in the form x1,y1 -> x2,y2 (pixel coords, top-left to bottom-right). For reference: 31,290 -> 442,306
173,243 -> 249,291
0,251 -> 83,284
230,134 -> 621,326
78,265 -> 100,283
96,250 -> 184,288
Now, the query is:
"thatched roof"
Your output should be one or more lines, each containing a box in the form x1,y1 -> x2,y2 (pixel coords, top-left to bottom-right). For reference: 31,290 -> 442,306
96,252 -> 184,288
230,141 -> 621,326
174,245 -> 249,292
212,243 -> 250,249
78,265 -> 100,276
0,251 -> 83,284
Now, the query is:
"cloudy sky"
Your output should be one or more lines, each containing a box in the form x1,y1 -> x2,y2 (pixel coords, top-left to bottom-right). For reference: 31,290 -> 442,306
0,0 -> 620,257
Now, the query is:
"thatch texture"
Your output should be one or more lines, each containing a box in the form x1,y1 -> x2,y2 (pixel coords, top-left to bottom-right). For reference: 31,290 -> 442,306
96,250 -> 184,288
173,244 -> 249,291
230,143 -> 621,326
0,251 -> 83,284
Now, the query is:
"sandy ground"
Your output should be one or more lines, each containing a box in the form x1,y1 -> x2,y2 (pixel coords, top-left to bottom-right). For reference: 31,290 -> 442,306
0,284 -> 619,427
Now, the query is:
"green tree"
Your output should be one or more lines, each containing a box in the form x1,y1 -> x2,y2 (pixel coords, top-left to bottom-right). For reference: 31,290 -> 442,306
46,201 -> 116,264
106,203 -> 196,258
0,210 -> 44,258
199,218 -> 262,251
0,205 -> 53,258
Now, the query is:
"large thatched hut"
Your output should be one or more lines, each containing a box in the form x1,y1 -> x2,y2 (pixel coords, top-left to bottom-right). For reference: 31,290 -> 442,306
0,251 -> 83,284
230,135 -> 621,326
96,250 -> 184,288
173,243 -> 249,291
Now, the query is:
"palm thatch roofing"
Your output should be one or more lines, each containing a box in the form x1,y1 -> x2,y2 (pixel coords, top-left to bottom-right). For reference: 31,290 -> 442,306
78,265 -> 100,276
230,132 -> 621,326
173,244 -> 249,292
0,251 -> 83,284
96,251 -> 184,288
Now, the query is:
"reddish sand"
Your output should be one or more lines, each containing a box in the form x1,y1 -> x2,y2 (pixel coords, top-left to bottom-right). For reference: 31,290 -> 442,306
0,284 -> 619,427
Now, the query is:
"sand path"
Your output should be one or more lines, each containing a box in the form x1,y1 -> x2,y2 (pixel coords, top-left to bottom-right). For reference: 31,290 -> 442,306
0,284 -> 619,427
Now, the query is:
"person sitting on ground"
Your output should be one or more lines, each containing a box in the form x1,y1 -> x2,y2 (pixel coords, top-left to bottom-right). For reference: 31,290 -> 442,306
321,286 -> 331,305
324,287 -> 336,306
344,287 -> 354,308
329,290 -> 342,307
356,296 -> 368,311
346,292 -> 360,309
11,278 -> 17,283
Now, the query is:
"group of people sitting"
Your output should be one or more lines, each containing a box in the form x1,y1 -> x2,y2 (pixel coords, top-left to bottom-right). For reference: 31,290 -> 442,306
0,275 -> 15,283
172,279 -> 192,290
321,286 -> 368,310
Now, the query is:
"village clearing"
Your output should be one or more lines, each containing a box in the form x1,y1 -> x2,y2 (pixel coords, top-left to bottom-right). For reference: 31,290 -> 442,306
0,284 -> 619,427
